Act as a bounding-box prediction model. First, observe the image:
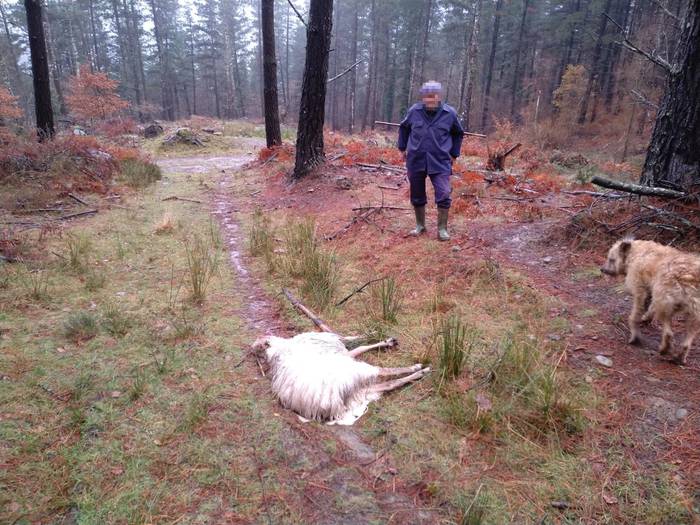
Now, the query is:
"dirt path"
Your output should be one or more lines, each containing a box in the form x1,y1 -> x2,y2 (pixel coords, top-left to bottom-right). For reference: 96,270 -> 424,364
158,154 -> 439,524
468,219 -> 700,485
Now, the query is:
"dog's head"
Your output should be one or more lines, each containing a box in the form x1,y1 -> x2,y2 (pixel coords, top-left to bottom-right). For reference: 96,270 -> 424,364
601,238 -> 633,276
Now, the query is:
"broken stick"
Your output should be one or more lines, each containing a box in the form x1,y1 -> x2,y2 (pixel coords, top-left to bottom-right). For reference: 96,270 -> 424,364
590,175 -> 687,200
162,196 -> 203,204
282,288 -> 334,333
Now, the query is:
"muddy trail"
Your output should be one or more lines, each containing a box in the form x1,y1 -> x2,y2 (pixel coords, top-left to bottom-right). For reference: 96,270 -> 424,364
158,154 -> 439,525
467,218 -> 700,485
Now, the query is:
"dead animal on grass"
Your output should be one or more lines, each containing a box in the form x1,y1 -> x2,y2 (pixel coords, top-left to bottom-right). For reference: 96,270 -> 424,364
601,238 -> 700,364
252,332 -> 430,424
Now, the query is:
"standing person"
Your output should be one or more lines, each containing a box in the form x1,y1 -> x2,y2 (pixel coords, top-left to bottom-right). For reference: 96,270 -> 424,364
398,81 -> 464,241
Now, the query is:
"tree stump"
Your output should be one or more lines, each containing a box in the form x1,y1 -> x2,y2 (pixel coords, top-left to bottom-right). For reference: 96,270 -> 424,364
486,143 -> 521,171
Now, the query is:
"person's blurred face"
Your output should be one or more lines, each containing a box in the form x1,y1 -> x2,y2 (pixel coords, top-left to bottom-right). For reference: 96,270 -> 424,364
422,91 -> 441,110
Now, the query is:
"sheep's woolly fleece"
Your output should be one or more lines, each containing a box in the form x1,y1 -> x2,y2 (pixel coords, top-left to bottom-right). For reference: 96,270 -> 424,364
260,332 -> 383,426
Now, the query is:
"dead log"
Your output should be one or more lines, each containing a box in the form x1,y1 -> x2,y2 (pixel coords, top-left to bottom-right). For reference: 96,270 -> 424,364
486,143 -> 521,171
590,175 -> 687,199
282,288 -> 334,333
162,196 -> 203,204
55,210 -> 98,221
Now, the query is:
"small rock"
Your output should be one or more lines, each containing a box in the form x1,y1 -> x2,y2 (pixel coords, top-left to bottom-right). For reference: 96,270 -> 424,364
595,355 -> 613,367
551,501 -> 569,510
542,256 -> 553,264
584,375 -> 593,383
110,391 -> 122,398
452,245 -> 461,252
548,334 -> 561,341
676,408 -> 688,420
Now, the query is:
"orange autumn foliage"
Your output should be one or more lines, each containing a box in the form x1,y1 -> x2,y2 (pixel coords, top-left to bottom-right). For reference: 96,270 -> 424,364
66,64 -> 129,122
0,86 -> 22,121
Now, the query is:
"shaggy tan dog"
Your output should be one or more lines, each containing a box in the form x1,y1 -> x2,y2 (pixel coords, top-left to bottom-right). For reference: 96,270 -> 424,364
601,238 -> 700,364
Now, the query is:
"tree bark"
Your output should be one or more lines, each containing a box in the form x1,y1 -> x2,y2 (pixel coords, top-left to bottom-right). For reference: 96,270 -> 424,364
24,0 -> 54,140
293,0 -> 334,179
347,1 -> 358,133
261,0 -> 282,147
641,2 -> 700,192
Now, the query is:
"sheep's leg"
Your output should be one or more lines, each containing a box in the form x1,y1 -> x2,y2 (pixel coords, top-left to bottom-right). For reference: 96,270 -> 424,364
377,364 -> 423,376
348,338 -> 398,357
339,335 -> 362,344
370,368 -> 431,393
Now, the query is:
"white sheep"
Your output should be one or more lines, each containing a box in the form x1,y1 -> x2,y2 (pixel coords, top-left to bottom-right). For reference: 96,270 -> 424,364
252,332 -> 430,425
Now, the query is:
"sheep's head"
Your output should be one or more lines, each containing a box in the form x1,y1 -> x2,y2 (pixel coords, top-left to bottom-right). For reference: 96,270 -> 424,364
601,238 -> 632,276
252,336 -> 272,356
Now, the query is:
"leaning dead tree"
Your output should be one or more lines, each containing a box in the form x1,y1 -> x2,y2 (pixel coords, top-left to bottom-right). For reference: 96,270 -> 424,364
261,0 -> 282,147
292,0 -> 334,179
24,0 -> 54,141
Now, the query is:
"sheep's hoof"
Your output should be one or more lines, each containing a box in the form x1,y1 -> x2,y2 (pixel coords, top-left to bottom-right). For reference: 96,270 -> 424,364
386,337 -> 398,348
421,367 -> 432,375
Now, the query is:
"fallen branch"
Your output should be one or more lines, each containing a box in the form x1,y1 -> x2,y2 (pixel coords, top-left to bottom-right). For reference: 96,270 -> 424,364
162,196 -> 203,204
336,277 -> 386,307
14,208 -> 63,214
68,192 -> 89,206
351,205 -> 409,211
260,153 -> 278,166
562,190 -> 627,199
282,288 -> 334,333
590,175 -> 687,199
377,184 -> 400,191
356,162 -> 405,173
640,204 -> 700,231
328,58 -> 364,83
325,207 -> 381,240
55,210 -> 98,221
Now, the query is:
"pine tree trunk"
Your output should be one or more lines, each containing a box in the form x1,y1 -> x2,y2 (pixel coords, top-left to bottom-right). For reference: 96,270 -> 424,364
459,0 -> 480,130
261,0 -> 282,147
641,2 -> 700,191
148,0 -> 175,120
481,0 -> 503,131
577,0 -> 613,124
510,0 -> 530,123
361,0 -> 376,131
44,12 -> 65,116
24,0 -> 54,140
347,1 -> 358,133
293,0 -> 333,180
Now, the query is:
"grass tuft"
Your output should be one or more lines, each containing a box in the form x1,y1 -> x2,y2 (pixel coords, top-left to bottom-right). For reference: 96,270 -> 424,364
119,158 -> 162,188
63,311 -> 99,342
101,303 -> 132,337
248,207 -> 276,270
371,277 -> 402,324
65,232 -> 92,272
184,232 -> 220,303
438,315 -> 479,383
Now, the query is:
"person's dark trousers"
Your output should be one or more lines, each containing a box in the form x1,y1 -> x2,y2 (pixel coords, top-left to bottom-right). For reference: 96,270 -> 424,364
408,170 -> 452,209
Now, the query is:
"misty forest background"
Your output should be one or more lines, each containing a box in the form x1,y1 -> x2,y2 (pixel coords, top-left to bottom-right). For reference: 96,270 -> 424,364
0,0 -> 683,141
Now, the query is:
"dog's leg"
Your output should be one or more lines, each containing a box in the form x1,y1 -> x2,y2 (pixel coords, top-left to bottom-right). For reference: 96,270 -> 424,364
675,318 -> 700,365
370,368 -> 431,393
377,364 -> 423,376
628,291 -> 648,344
641,294 -> 655,323
657,309 -> 674,356
348,338 -> 398,357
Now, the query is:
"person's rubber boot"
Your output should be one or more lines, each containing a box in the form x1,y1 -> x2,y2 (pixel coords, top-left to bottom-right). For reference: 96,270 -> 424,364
437,207 -> 450,241
409,206 -> 427,236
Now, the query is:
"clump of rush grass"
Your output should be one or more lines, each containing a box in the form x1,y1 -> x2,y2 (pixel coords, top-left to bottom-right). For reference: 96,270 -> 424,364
184,231 -> 220,304
438,315 -> 479,384
281,219 -> 339,309
248,207 -> 276,270
101,303 -> 132,337
155,212 -> 176,235
487,331 -> 587,437
63,311 -> 99,342
119,158 -> 162,189
457,485 -> 492,525
16,266 -> 50,300
84,269 -> 106,291
177,391 -> 210,434
65,232 -> 92,272
371,277 -> 402,324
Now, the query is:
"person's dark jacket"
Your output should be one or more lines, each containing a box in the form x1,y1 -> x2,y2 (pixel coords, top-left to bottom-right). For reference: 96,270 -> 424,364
397,103 -> 465,174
